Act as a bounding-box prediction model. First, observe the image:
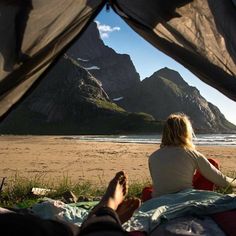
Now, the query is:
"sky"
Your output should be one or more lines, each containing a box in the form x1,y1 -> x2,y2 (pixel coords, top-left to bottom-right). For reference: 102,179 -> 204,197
95,8 -> 236,126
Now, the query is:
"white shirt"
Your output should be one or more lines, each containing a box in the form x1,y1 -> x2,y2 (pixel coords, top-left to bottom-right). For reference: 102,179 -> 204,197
149,146 -> 235,197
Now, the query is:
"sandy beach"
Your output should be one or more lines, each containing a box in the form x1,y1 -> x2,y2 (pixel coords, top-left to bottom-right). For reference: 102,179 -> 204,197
0,136 -> 236,185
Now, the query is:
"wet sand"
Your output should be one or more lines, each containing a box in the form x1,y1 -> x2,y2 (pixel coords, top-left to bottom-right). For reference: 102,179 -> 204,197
0,136 -> 236,185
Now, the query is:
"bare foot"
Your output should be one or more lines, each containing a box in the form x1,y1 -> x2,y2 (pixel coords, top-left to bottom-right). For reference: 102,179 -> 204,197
91,171 -> 128,213
103,171 -> 128,211
117,198 -> 141,224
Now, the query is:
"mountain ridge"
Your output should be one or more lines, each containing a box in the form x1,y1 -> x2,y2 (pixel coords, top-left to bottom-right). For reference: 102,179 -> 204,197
0,22 -> 235,134
116,67 -> 236,133
0,55 -> 162,134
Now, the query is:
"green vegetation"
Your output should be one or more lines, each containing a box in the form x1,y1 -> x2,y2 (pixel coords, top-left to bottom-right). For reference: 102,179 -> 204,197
91,99 -> 125,113
78,111 -> 163,134
1,172 -> 235,208
159,76 -> 182,96
0,174 -> 150,208
0,97 -> 163,135
136,113 -> 155,121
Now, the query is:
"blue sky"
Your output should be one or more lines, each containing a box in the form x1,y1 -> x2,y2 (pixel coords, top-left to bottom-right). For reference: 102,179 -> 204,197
95,9 -> 236,125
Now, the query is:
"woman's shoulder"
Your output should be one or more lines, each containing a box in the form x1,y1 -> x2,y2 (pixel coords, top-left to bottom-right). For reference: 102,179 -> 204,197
149,147 -> 166,161
185,148 -> 205,159
150,146 -> 185,157
150,146 -> 204,157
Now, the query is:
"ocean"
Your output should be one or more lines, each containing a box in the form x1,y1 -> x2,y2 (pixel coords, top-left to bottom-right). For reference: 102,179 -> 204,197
69,134 -> 236,146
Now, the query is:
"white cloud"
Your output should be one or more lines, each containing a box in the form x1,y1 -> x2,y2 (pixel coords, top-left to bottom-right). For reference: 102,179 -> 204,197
95,21 -> 120,39
101,32 -> 109,38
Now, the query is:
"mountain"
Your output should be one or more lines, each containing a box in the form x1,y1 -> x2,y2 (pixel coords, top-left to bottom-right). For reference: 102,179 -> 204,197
0,55 -> 162,134
116,67 -> 236,133
1,21 -> 235,134
68,22 -> 140,99
68,21 -> 235,133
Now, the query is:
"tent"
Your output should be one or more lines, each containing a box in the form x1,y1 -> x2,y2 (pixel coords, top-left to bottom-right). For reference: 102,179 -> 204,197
0,0 -> 236,121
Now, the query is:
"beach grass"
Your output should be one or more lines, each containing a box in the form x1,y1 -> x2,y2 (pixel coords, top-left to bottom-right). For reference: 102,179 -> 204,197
0,173 -> 149,208
0,173 -> 235,208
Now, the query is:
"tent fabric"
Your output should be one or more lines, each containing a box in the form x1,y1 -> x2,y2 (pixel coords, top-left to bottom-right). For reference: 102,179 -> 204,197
0,0 -> 104,119
0,0 -> 236,120
112,0 -> 236,100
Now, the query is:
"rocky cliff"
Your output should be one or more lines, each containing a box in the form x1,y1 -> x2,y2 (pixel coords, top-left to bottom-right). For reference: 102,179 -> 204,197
116,68 -> 236,133
1,21 -> 235,134
68,22 -> 140,98
68,21 -> 235,133
0,55 -> 161,134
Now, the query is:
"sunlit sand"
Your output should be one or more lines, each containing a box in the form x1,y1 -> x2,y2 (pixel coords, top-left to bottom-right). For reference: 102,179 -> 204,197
0,136 -> 235,185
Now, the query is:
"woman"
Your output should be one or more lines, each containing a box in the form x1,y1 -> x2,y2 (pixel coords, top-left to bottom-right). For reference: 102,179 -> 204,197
149,113 -> 236,198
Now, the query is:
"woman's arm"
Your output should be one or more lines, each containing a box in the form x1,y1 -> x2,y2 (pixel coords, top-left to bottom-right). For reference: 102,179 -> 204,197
194,152 -> 236,188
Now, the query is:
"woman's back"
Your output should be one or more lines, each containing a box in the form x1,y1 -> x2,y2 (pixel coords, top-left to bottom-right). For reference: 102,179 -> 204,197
149,145 -> 233,198
149,146 -> 197,197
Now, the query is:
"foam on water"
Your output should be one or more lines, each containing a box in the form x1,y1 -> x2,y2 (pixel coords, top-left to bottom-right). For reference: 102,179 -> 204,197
64,134 -> 236,146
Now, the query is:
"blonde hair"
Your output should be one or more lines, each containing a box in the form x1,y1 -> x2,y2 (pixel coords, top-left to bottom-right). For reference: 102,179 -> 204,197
161,113 -> 195,149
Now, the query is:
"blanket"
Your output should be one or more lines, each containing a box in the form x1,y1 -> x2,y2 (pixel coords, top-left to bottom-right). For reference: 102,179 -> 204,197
30,190 -> 236,234
123,189 -> 236,232
31,198 -> 97,226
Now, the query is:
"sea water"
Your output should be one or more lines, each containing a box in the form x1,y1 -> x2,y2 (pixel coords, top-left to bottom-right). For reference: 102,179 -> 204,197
69,134 -> 236,146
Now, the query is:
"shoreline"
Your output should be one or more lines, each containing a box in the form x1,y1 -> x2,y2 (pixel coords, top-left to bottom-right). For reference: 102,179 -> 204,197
0,135 -> 236,185
1,134 -> 236,147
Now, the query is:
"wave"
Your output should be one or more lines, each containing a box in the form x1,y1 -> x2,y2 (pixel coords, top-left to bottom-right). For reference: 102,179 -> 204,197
61,134 -> 236,146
